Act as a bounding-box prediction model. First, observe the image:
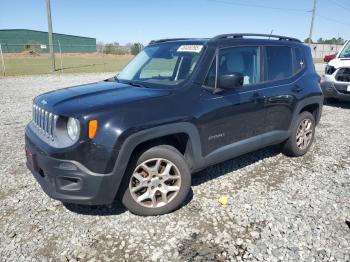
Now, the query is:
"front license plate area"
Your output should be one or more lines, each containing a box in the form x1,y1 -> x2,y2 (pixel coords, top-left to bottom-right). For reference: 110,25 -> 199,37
347,85 -> 350,92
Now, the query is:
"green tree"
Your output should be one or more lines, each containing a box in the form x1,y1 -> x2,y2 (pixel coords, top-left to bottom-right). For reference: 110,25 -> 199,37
103,42 -> 129,55
304,37 -> 313,44
316,37 -> 345,45
131,43 -> 143,55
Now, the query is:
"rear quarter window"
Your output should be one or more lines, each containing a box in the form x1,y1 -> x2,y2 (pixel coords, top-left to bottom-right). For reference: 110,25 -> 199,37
293,47 -> 305,73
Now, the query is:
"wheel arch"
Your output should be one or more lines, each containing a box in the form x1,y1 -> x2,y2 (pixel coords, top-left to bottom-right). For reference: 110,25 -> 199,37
290,96 -> 323,130
109,122 -> 203,200
299,102 -> 321,124
119,123 -> 203,169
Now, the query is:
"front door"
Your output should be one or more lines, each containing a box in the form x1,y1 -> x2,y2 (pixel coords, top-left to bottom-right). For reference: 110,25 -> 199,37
197,46 -> 266,156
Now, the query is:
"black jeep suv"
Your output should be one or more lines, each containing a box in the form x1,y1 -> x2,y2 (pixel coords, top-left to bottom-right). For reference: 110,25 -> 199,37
25,34 -> 323,216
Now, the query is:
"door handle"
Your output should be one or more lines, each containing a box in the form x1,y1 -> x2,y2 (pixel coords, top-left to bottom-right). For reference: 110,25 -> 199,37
251,92 -> 266,103
292,84 -> 304,93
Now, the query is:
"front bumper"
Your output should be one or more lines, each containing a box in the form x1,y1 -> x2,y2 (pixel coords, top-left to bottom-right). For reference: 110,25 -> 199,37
321,81 -> 350,101
25,134 -> 122,205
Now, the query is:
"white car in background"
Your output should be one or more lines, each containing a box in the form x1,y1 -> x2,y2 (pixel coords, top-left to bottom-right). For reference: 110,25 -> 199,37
321,40 -> 350,101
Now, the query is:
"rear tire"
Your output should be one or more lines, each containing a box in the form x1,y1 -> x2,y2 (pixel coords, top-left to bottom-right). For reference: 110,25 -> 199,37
119,145 -> 191,216
282,111 -> 315,157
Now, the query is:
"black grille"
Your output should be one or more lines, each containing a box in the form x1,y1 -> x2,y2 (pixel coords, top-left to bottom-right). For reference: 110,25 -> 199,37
334,84 -> 350,94
336,68 -> 350,82
32,104 -> 58,140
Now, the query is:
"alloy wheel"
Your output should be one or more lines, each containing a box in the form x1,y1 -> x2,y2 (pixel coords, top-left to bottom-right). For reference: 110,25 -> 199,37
296,118 -> 313,150
129,158 -> 181,208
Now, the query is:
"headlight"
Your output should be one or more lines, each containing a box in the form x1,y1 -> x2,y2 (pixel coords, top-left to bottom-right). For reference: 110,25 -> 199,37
325,65 -> 336,75
67,117 -> 80,141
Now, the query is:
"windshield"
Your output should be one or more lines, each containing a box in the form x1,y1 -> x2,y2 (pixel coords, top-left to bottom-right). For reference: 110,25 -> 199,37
117,42 -> 203,86
339,41 -> 350,58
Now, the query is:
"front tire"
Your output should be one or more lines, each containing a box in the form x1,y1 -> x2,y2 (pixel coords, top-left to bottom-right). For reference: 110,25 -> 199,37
282,111 -> 316,157
119,145 -> 191,216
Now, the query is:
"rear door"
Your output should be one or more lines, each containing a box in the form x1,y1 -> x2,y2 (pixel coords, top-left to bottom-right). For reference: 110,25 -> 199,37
259,45 -> 305,132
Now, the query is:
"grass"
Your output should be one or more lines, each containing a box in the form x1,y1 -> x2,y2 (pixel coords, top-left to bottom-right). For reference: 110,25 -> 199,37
1,53 -> 133,76
0,53 -> 325,77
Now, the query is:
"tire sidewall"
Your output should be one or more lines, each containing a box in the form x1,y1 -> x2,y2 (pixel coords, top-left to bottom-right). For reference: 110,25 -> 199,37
120,145 -> 191,216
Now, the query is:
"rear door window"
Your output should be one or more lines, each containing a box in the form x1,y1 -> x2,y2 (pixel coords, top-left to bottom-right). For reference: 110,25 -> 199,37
264,46 -> 293,81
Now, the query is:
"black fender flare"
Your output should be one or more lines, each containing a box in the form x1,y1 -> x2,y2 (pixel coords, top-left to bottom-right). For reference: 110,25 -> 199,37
109,122 -> 203,198
289,95 -> 323,131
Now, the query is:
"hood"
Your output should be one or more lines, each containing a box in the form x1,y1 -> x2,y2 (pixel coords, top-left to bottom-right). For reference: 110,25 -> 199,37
328,58 -> 350,69
34,81 -> 171,116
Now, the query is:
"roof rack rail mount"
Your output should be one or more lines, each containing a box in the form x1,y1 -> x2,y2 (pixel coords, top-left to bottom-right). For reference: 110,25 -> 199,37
212,33 -> 301,42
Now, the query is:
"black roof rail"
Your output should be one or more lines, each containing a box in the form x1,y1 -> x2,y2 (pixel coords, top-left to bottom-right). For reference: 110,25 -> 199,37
149,38 -> 191,45
211,33 -> 301,43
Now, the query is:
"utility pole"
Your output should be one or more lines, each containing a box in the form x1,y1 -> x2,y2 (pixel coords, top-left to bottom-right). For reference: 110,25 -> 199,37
308,0 -> 317,45
45,0 -> 55,72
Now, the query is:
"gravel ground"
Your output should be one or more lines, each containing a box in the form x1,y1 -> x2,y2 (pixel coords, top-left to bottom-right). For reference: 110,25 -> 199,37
0,70 -> 349,261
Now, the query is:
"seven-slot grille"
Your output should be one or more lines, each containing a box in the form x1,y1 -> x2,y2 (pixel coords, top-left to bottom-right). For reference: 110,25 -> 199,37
32,104 -> 58,139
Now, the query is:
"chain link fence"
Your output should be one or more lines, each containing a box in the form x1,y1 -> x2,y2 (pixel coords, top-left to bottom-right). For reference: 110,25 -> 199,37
0,43 -> 135,77
0,42 -> 344,77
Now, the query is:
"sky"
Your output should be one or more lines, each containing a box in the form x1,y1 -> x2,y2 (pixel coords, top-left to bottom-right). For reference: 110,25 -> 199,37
1,0 -> 350,45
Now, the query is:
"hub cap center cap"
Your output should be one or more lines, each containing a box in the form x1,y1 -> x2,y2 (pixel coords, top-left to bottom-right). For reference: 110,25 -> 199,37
151,177 -> 160,186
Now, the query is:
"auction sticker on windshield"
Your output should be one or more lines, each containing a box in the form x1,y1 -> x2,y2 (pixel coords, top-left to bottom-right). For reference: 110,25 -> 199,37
177,45 -> 203,53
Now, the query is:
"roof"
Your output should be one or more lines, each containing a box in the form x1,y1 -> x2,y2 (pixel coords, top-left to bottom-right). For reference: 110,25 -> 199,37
149,33 -> 302,47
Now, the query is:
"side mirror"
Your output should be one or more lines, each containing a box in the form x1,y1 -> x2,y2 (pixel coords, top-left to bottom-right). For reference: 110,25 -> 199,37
218,73 -> 244,89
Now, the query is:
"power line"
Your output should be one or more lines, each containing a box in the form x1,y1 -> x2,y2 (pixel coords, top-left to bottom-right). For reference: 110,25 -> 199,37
326,0 -> 350,12
205,0 -> 350,37
316,13 -> 350,27
206,0 -> 309,12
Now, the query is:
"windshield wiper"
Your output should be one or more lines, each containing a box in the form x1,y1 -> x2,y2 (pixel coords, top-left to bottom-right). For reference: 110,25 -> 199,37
104,77 -> 148,88
127,81 -> 147,88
